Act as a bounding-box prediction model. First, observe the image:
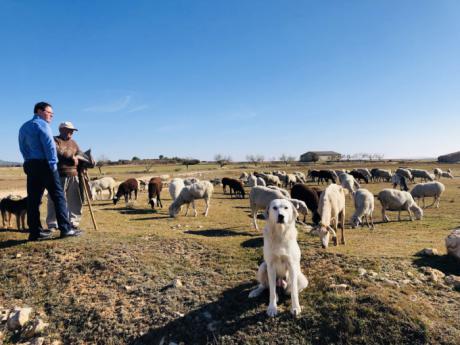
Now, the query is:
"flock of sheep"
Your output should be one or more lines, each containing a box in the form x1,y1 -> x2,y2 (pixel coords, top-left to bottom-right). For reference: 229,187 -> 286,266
88,166 -> 453,251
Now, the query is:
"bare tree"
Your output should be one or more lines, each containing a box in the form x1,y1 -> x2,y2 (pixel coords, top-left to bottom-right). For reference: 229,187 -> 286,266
214,154 -> 232,168
279,154 -> 296,166
96,155 -> 110,175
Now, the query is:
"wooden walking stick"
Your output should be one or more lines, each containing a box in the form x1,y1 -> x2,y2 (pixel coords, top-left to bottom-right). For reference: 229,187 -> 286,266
82,170 -> 98,231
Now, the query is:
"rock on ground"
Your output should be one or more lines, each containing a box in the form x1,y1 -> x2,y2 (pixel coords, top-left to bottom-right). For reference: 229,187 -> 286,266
6,307 -> 33,331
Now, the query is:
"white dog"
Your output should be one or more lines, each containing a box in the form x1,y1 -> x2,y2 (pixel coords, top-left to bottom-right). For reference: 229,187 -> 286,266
248,198 -> 309,317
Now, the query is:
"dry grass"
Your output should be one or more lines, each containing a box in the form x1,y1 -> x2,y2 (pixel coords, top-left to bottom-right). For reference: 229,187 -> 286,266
0,162 -> 459,344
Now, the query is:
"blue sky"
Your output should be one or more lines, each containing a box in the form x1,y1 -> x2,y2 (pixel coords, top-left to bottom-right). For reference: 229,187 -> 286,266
1,0 -> 459,162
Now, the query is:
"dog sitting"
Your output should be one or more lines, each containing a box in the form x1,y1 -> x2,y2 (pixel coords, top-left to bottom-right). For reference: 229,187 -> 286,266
0,196 -> 28,231
249,198 -> 308,317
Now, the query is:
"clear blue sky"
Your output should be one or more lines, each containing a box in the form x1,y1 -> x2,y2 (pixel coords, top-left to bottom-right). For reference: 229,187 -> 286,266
1,0 -> 459,162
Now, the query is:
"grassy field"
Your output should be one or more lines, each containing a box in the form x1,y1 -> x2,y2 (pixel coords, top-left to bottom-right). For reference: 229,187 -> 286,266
0,162 -> 459,344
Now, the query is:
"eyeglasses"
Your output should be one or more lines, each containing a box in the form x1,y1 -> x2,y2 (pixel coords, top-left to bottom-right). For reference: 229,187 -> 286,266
44,110 -> 54,115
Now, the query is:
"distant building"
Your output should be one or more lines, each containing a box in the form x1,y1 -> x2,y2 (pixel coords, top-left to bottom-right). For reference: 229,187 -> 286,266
438,151 -> 460,163
300,151 -> 341,162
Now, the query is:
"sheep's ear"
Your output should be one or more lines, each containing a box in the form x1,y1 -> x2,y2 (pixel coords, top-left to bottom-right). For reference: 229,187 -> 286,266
291,203 -> 298,220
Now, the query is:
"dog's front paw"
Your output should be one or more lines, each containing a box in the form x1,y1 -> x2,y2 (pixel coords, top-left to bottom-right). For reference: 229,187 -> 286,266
267,305 -> 278,317
291,305 -> 301,317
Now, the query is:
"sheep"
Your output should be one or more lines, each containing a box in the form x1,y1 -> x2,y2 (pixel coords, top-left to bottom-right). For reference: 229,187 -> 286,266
395,168 -> 413,181
249,186 -> 287,230
169,181 -> 214,217
169,178 -> 185,201
290,184 -> 321,224
247,174 -> 257,187
377,189 -> 423,222
317,184 -> 347,248
371,168 -> 392,182
392,174 -> 409,191
350,189 -> 374,229
355,168 -> 372,182
239,172 -> 249,180
433,168 -> 442,180
307,169 -> 320,182
226,178 -> 245,199
316,170 -> 337,184
349,170 -> 369,184
445,228 -> 460,262
257,173 -> 282,187
441,171 -> 454,179
89,177 -> 116,200
409,169 -> 434,182
293,172 -> 307,183
283,174 -> 298,188
256,177 -> 266,186
289,198 -> 309,220
113,178 -> 139,205
410,181 -> 445,208
184,178 -> 199,186
339,173 -> 360,195
266,186 -> 290,198
148,177 -> 163,209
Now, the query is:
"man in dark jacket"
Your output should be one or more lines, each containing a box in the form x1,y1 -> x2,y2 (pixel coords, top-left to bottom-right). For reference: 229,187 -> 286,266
18,102 -> 81,240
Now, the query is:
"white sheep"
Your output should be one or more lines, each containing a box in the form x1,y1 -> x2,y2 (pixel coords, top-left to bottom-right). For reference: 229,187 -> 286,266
409,169 -> 434,182
441,171 -> 454,179
339,173 -> 360,195
350,189 -> 374,229
445,228 -> 460,262
317,184 -> 347,248
247,174 -> 258,187
169,181 -> 213,217
249,186 -> 287,230
410,181 -> 445,208
183,177 -> 200,186
266,186 -> 290,198
377,189 -> 423,222
89,177 -> 116,200
169,178 -> 185,201
433,168 -> 442,180
258,173 -> 282,187
395,168 -> 413,181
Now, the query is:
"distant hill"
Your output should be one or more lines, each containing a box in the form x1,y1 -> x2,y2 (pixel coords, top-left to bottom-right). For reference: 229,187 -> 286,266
0,159 -> 21,167
438,151 -> 460,163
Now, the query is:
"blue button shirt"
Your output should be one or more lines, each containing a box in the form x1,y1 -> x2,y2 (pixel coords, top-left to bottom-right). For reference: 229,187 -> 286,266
18,115 -> 58,171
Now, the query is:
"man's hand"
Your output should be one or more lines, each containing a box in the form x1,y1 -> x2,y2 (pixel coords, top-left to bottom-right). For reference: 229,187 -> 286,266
73,156 -> 79,166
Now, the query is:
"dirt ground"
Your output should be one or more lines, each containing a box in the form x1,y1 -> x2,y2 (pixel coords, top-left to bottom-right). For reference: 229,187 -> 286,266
0,162 -> 459,345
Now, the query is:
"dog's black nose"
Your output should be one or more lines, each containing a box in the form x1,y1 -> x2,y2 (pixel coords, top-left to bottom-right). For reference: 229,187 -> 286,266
277,214 -> 285,223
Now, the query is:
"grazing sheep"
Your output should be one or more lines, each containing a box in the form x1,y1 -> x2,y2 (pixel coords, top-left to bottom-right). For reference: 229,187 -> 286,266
392,174 -> 409,191
356,168 -> 372,182
350,189 -> 374,229
257,173 -> 282,187
377,189 -> 423,222
316,170 -> 337,184
113,178 -> 139,205
169,178 -> 185,201
249,186 -> 287,230
433,168 -> 442,180
291,184 -> 321,224
339,173 -> 360,194
184,178 -> 199,186
445,228 -> 460,262
441,171 -> 454,179
371,168 -> 392,182
266,186 -> 290,198
409,169 -> 434,182
307,169 -> 320,182
148,177 -> 163,209
226,178 -> 245,199
395,168 -> 413,181
317,184 -> 347,248
169,181 -> 214,217
349,170 -> 369,184
256,177 -> 266,186
89,177 -> 116,200
293,172 -> 307,183
247,174 -> 258,187
240,172 -> 249,180
410,181 -> 445,208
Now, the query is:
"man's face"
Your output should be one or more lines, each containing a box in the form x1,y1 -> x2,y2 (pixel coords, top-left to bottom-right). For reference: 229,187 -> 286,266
37,106 -> 54,123
59,128 -> 75,140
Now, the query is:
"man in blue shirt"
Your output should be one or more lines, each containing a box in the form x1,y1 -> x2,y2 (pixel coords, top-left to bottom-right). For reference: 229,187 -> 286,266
18,102 -> 82,240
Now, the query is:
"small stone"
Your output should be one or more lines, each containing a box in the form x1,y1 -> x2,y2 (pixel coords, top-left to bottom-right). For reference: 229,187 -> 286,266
358,268 -> 367,276
417,248 -> 439,256
172,278 -> 182,288
174,311 -> 184,317
382,279 -> 400,288
330,283 -> 349,291
368,270 -> 378,278
124,285 -> 134,293
444,275 -> 460,288
16,253 -> 22,258
413,278 -> 423,285
400,279 -> 411,286
7,307 -> 33,331
406,271 -> 414,278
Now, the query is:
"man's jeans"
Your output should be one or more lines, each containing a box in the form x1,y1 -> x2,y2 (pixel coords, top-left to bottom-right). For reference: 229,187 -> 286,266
23,160 -> 71,236
47,175 -> 82,229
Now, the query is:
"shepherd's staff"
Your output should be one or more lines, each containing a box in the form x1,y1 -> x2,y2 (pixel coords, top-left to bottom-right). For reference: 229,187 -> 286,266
81,170 -> 98,231
76,150 -> 98,231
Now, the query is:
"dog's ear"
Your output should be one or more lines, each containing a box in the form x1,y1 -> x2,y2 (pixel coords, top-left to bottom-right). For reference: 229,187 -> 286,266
264,204 -> 270,220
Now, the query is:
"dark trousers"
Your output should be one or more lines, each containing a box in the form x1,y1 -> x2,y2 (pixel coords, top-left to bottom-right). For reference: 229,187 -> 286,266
23,160 -> 71,235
